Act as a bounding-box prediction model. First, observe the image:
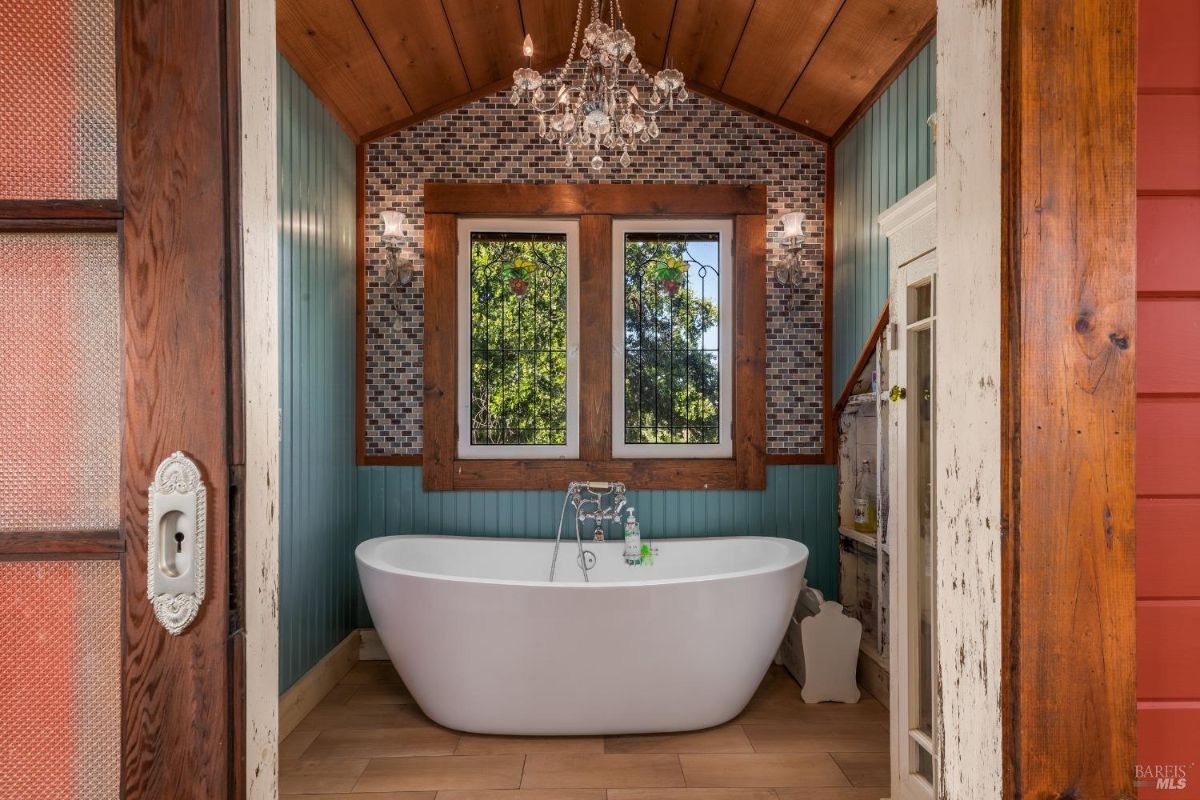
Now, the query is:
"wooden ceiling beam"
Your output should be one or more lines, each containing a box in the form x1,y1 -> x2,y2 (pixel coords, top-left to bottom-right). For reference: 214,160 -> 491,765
830,16 -> 936,146
517,0 -> 576,64
360,55 -> 568,143
685,81 -> 829,143
779,0 -> 935,136
354,0 -> 471,114
283,0 -> 930,148
277,0 -> 413,140
719,0 -> 844,117
618,0 -> 676,70
663,0 -> 755,89
441,0 -> 528,90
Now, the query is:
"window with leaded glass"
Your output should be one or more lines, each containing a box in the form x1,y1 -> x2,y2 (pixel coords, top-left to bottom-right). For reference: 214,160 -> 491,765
456,219 -> 580,458
612,220 -> 733,457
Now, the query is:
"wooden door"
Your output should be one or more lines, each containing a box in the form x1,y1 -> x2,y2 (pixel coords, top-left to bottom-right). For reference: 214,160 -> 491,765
0,2 -> 243,798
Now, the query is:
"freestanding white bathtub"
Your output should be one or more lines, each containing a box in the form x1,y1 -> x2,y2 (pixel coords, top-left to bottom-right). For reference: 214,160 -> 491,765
355,534 -> 808,735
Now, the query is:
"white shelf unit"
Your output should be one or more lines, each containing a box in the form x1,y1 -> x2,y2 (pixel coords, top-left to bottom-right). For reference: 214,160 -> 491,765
838,526 -> 878,550
836,332 -> 890,703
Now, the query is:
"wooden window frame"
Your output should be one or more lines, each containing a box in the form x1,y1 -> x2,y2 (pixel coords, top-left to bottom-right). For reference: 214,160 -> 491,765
418,183 -> 768,491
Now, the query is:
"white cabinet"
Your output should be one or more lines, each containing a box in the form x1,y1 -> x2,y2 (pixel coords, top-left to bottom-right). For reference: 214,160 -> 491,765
835,334 -> 890,707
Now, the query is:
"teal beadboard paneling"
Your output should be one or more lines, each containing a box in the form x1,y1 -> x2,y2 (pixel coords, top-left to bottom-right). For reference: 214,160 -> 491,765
354,465 -> 839,625
833,39 -> 936,393
278,56 -> 359,691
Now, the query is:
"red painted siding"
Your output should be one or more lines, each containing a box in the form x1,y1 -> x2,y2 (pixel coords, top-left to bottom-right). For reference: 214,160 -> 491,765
1138,197 -> 1200,293
1137,1 -> 1200,795
1137,96 -> 1200,193
1141,706 -> 1200,791
1138,400 -> 1200,495
1138,0 -> 1200,89
1138,499 -> 1200,598
1137,300 -> 1200,392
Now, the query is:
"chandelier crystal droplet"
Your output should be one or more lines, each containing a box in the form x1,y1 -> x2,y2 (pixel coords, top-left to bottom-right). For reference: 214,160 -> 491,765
511,0 -> 688,170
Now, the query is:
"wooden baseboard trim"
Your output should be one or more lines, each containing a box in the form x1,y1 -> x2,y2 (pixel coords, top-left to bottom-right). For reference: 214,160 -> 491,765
857,649 -> 889,709
358,628 -> 388,661
279,630 -> 361,740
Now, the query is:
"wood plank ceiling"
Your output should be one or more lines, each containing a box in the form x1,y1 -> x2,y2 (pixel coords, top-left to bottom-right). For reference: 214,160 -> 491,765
278,0 -> 936,144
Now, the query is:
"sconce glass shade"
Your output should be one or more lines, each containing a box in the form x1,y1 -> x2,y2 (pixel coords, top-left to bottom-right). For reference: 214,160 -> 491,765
381,210 -> 405,241
781,211 -> 806,241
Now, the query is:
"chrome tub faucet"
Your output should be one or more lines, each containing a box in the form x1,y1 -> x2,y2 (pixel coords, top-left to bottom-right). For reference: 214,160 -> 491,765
549,481 -> 627,581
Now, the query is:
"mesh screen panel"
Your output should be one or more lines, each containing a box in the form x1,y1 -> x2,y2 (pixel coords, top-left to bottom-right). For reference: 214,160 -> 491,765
0,561 -> 121,799
0,0 -> 117,199
0,233 -> 120,531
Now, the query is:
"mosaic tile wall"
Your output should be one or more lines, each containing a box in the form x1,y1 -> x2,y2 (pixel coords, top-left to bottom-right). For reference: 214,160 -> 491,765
364,89 -> 826,456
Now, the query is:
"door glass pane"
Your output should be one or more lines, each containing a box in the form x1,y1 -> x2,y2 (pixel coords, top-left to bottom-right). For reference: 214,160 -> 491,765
469,231 -> 569,446
0,0 -> 117,199
0,233 -> 120,531
911,323 -> 935,737
911,282 -> 933,321
623,232 -> 722,444
0,560 -> 121,799
917,743 -> 934,782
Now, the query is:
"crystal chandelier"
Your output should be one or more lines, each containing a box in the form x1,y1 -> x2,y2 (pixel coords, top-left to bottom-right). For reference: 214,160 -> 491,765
511,0 -> 689,171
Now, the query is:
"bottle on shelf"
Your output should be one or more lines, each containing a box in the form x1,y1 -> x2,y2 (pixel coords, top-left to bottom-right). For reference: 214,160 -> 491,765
853,459 -> 878,534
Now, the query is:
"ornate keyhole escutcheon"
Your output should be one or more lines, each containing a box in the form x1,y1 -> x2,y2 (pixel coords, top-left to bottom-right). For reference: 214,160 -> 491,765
147,451 -> 207,635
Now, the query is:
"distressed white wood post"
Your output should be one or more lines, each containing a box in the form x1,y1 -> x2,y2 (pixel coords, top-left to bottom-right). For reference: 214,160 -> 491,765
240,0 -> 282,795
934,1 -> 1003,798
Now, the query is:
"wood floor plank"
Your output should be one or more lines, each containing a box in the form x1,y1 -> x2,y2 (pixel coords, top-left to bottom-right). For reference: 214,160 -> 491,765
295,698 -> 433,731
354,756 -> 525,792
521,754 -> 686,789
605,725 -> 754,754
830,752 -> 890,788
348,682 -> 416,705
607,790 -> 781,800
278,759 -> 368,795
434,791 -> 606,800
280,729 -> 322,760
742,722 -> 888,753
281,661 -> 895,797
302,727 -> 460,759
734,698 -> 887,725
456,734 -> 605,755
774,789 -> 885,800
321,684 -> 361,704
679,753 -> 849,788
282,793 -> 434,799
342,661 -> 404,684
734,670 -> 885,725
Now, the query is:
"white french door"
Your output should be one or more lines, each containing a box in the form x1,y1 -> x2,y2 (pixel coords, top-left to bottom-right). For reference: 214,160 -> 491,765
888,250 -> 938,800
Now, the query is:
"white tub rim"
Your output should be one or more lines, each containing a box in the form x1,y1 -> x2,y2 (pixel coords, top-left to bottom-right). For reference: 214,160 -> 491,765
355,533 -> 809,589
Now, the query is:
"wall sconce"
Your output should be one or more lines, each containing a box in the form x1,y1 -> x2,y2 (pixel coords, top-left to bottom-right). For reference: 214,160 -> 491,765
381,210 -> 414,288
775,210 -> 807,287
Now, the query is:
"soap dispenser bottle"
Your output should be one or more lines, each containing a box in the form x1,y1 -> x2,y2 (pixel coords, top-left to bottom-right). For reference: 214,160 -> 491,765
623,507 -> 642,564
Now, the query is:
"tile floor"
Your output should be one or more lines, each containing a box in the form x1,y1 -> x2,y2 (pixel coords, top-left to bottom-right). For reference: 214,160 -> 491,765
281,661 -> 889,799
